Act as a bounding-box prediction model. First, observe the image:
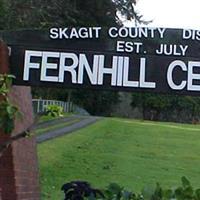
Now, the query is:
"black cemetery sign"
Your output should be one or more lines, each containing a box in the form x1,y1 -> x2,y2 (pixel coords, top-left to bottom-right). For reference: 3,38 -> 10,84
1,27 -> 200,95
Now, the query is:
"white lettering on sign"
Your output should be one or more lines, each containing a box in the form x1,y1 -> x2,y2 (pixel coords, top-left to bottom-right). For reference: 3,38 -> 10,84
108,27 -> 166,39
97,55 -> 118,86
182,29 -> 200,41
116,41 -> 143,53
188,61 -> 200,91
167,60 -> 200,91
50,27 -> 102,39
22,50 -> 200,92
139,58 -> 156,88
167,60 -> 187,90
41,52 -> 59,82
58,53 -> 78,83
78,54 -> 99,85
156,44 -> 188,56
123,57 -> 139,87
23,50 -> 156,89
23,50 -> 42,81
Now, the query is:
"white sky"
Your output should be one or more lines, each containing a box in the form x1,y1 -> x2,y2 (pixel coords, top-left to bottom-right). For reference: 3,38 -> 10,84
125,0 -> 200,29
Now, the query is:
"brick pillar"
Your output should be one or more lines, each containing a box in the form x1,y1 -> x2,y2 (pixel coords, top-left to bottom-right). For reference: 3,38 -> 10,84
0,42 -> 40,199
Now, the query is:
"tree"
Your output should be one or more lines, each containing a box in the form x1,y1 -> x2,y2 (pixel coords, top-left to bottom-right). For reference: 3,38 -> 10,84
0,0 -> 147,29
113,0 -> 150,25
131,93 -> 200,122
72,89 -> 119,116
131,93 -> 172,120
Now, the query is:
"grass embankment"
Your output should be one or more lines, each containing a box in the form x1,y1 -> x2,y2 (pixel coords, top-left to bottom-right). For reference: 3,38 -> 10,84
34,113 -> 81,136
35,118 -> 81,136
38,112 -> 73,123
37,118 -> 200,199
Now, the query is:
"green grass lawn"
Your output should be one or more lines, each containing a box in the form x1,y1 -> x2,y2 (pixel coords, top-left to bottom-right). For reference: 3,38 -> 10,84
37,118 -> 200,199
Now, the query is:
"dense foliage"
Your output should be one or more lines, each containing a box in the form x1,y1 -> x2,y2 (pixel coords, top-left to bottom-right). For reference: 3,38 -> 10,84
45,104 -> 63,117
71,89 -> 120,116
61,177 -> 200,200
0,0 -> 144,29
61,181 -> 104,200
131,93 -> 200,122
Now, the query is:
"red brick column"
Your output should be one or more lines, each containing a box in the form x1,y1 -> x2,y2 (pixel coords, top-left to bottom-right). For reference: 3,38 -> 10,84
0,42 -> 40,199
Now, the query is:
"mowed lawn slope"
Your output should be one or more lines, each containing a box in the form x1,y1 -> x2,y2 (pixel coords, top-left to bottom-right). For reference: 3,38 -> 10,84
37,118 -> 200,199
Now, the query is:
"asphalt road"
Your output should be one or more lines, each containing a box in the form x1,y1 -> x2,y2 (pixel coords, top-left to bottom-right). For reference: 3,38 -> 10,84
36,115 -> 101,143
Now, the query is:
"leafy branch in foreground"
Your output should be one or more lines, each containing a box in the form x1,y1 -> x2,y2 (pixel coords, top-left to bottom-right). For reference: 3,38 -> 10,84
0,74 -> 37,157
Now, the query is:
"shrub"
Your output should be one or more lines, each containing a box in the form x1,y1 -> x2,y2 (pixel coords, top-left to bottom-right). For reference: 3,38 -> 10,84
61,177 -> 200,200
45,104 -> 63,117
61,181 -> 104,200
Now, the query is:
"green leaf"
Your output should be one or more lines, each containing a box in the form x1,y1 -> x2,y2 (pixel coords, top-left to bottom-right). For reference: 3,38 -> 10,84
181,176 -> 190,188
3,119 -> 14,134
183,186 -> 194,198
6,105 -> 14,115
163,189 -> 173,199
7,74 -> 16,79
175,187 -> 184,200
142,186 -> 155,200
121,190 -> 134,200
195,189 -> 200,200
107,183 -> 123,195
